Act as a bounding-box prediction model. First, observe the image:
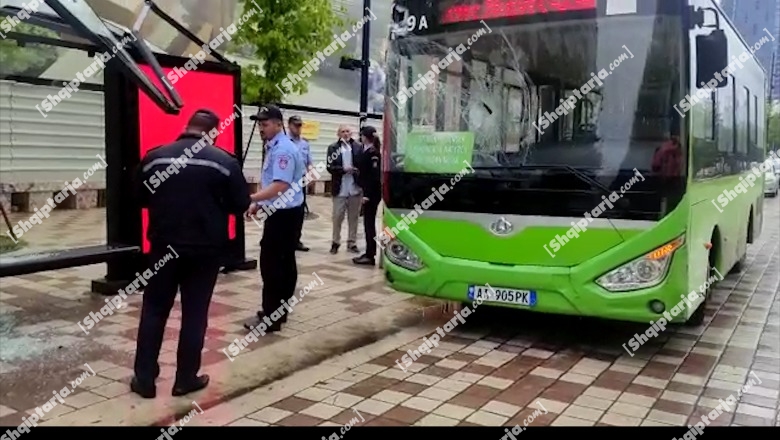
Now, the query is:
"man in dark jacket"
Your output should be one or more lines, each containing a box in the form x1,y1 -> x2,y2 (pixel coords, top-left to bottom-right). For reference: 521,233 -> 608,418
326,125 -> 363,254
353,126 -> 382,266
132,109 -> 251,399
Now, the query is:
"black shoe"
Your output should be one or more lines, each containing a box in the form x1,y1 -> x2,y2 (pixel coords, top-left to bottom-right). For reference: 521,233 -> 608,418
352,255 -> 375,266
347,245 -> 360,253
296,242 -> 310,252
130,376 -> 156,399
244,312 -> 284,331
330,243 -> 340,254
262,310 -> 288,325
243,313 -> 262,330
172,374 -> 210,397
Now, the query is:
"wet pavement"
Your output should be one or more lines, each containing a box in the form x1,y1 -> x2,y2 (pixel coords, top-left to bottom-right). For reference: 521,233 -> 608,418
0,196 -> 436,425
0,196 -> 778,427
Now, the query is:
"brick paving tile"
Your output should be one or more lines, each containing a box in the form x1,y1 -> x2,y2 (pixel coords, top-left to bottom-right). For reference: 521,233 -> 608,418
420,365 -> 458,378
539,381 -> 587,403
330,409 -> 375,425
343,376 -> 399,398
388,381 -> 428,396
276,413 -> 324,426
364,417 -> 406,426
273,396 -> 318,413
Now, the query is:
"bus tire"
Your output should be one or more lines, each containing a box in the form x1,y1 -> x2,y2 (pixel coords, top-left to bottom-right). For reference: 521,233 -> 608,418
731,254 -> 747,274
731,212 -> 751,274
686,249 -> 715,327
687,297 -> 706,327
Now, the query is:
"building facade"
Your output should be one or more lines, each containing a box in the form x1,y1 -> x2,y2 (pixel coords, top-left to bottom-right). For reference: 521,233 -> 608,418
721,0 -> 780,100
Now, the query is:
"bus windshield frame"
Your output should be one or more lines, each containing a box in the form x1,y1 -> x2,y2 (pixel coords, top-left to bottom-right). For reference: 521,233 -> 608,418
383,2 -> 688,220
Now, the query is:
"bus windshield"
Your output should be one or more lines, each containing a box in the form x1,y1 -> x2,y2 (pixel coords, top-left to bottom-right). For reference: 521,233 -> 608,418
386,13 -> 684,182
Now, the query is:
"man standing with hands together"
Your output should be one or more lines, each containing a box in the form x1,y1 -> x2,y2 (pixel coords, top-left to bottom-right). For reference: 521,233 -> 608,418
243,105 -> 305,333
326,125 -> 363,255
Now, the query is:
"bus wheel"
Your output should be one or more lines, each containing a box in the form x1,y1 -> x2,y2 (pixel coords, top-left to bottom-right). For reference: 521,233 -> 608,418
731,214 -> 751,274
731,253 -> 747,274
686,255 -> 713,327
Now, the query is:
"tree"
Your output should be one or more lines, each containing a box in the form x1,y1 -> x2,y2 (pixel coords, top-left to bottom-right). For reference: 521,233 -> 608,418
0,23 -> 59,76
768,103 -> 780,154
233,0 -> 345,105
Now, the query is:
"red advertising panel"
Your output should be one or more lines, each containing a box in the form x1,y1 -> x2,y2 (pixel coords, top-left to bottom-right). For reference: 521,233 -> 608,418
137,66 -> 238,253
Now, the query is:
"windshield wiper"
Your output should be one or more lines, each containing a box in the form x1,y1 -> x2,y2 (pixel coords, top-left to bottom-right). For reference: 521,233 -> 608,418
471,164 -> 612,195
526,164 -> 612,195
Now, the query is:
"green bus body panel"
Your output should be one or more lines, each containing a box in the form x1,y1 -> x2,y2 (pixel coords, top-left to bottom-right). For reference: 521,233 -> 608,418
406,219 -> 630,267
686,174 -> 763,290
382,174 -> 762,324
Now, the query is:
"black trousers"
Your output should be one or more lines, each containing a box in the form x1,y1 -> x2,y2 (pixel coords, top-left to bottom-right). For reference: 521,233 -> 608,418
297,191 -> 307,243
261,205 -> 304,318
134,248 -> 220,385
363,196 -> 381,259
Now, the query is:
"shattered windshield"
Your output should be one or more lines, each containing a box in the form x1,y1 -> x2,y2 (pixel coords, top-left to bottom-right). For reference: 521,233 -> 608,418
385,14 -> 684,178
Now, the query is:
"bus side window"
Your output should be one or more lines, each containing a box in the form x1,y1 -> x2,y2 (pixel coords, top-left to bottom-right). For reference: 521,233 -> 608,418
706,92 -> 716,141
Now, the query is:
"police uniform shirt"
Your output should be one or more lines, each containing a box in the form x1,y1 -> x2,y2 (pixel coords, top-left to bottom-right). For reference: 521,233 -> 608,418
259,132 -> 304,208
293,137 -> 313,168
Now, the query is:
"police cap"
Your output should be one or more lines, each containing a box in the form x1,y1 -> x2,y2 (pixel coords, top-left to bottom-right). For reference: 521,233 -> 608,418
250,105 -> 284,122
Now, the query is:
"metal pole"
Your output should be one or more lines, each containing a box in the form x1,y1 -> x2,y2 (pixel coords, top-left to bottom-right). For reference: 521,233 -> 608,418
771,48 -> 777,102
359,0 -> 371,128
242,119 -> 258,169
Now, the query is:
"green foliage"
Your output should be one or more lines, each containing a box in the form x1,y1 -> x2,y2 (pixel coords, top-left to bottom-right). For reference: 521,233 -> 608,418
767,103 -> 780,154
234,0 -> 345,105
0,22 -> 60,76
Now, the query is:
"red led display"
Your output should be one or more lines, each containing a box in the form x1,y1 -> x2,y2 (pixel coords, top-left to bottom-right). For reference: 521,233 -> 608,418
138,65 -> 238,254
441,0 -> 596,24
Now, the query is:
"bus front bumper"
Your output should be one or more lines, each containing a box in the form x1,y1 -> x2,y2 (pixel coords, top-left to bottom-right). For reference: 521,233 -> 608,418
382,253 -> 691,324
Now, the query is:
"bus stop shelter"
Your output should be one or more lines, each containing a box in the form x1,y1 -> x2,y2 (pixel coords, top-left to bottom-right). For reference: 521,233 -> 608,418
0,0 -> 256,294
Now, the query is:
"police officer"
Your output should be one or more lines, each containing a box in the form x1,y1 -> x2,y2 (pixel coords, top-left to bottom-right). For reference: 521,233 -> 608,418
244,105 -> 305,332
353,125 -> 382,266
132,109 -> 251,398
288,115 -> 312,252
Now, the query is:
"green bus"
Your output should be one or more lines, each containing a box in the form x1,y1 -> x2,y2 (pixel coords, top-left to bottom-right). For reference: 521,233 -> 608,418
380,0 -> 767,325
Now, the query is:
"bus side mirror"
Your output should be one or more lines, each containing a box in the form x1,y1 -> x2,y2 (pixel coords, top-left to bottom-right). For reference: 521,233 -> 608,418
696,30 -> 728,87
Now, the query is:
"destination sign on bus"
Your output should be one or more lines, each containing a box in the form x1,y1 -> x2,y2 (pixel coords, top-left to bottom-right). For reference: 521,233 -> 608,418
440,0 -> 596,24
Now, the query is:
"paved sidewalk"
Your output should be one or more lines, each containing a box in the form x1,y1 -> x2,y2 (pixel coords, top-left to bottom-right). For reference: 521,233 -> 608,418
1,197 -> 778,427
0,196 -> 435,426
175,199 -> 780,427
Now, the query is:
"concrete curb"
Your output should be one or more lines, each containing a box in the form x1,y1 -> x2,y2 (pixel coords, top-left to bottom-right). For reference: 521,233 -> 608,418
176,324 -> 442,426
42,297 -> 443,426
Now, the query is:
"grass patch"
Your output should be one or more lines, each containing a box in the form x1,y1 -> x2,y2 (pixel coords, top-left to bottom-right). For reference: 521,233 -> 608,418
0,234 -> 24,254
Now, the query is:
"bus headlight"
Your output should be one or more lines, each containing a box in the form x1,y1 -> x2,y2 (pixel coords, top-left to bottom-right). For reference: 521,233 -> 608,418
596,236 -> 684,292
385,239 -> 424,271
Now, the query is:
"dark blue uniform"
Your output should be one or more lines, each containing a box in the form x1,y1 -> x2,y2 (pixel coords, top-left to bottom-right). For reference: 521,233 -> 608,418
134,133 -> 250,387
354,127 -> 382,262
256,132 -> 305,322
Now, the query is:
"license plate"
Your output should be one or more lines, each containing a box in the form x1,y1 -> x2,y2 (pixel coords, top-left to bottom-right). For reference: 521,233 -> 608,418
467,285 -> 537,306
